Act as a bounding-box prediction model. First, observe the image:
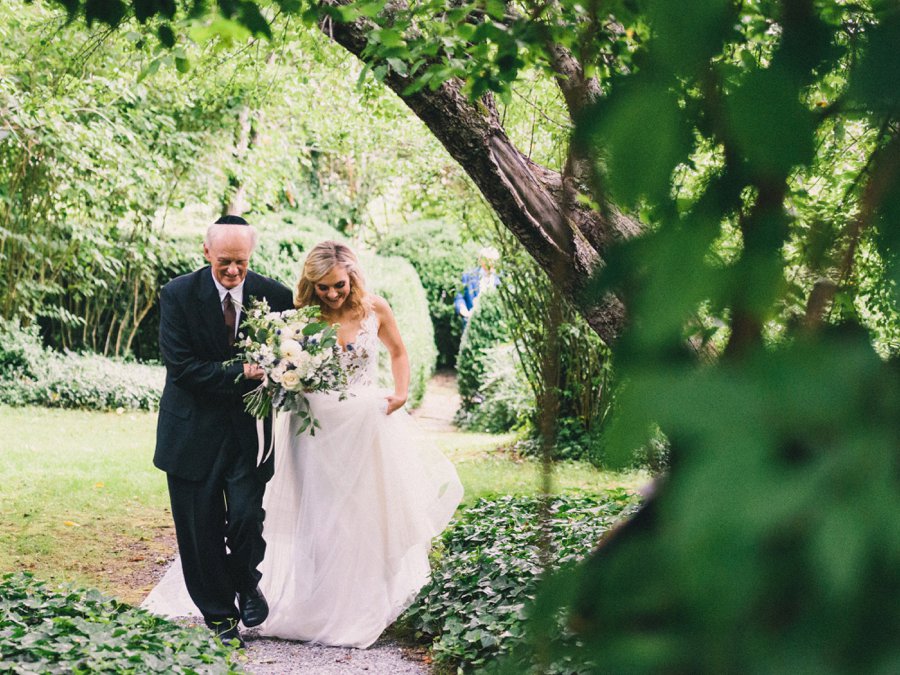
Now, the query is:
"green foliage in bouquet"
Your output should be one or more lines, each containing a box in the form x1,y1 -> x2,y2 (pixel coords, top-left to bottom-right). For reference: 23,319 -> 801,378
236,299 -> 346,435
0,572 -> 240,673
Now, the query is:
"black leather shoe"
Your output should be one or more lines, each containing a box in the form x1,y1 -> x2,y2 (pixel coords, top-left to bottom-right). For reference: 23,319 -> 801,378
207,619 -> 245,648
238,585 -> 269,627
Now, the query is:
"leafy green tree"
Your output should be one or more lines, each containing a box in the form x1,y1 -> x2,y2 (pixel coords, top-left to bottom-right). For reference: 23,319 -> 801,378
32,0 -> 900,668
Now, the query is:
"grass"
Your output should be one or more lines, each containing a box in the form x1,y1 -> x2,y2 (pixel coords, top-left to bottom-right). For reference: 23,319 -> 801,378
0,405 -> 647,604
0,406 -> 171,604
429,429 -> 649,507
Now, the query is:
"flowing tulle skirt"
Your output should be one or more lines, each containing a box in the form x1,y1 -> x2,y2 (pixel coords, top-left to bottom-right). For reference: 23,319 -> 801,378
256,386 -> 463,647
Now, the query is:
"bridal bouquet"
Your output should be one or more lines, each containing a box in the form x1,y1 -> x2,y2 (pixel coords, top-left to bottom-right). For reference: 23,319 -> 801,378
236,298 -> 347,434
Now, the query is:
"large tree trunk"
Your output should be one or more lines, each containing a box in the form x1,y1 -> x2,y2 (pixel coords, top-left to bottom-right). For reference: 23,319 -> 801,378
320,9 -> 641,345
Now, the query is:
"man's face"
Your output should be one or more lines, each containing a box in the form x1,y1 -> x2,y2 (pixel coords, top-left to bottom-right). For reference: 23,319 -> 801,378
204,227 -> 254,289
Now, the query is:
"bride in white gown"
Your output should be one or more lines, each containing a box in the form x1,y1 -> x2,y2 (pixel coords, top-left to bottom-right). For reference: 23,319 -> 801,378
257,240 -> 463,647
142,241 -> 463,648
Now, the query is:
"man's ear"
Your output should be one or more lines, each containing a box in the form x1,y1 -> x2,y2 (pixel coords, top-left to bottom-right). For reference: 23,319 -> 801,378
202,242 -> 211,263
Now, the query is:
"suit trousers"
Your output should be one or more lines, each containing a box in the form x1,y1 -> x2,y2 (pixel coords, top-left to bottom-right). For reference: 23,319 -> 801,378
166,435 -> 266,624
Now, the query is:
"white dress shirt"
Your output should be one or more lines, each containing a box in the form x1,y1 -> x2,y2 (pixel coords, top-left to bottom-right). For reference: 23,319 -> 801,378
211,270 -> 245,340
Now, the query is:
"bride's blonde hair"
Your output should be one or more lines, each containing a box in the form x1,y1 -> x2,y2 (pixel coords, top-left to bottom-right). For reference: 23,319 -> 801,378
295,240 -> 369,320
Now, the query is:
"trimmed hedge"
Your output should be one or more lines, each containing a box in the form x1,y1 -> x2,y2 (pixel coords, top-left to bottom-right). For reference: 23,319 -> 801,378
362,252 -> 436,408
377,220 -> 480,368
0,319 -> 164,411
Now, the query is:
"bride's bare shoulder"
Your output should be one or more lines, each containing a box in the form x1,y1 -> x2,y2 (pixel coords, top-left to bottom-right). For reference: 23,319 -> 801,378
367,294 -> 392,316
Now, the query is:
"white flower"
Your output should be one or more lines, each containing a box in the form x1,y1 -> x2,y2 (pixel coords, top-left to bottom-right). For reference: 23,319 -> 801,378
257,344 -> 276,367
280,339 -> 303,362
269,360 -> 288,383
280,369 -> 302,391
293,351 -> 313,378
286,322 -> 307,340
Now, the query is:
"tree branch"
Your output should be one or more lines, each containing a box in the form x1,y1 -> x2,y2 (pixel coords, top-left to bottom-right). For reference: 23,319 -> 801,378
319,0 -> 641,344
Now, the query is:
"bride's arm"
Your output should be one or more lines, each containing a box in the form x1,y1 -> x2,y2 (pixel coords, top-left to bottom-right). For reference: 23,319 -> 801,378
372,296 -> 409,415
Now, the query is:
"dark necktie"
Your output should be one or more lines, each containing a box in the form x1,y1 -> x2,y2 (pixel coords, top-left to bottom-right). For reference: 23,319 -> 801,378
223,292 -> 236,346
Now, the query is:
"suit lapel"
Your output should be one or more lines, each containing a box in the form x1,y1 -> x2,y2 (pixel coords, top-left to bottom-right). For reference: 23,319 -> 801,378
196,267 -> 230,356
242,270 -> 260,309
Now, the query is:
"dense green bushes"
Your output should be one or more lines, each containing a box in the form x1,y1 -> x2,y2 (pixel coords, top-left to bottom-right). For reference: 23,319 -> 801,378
403,492 -> 639,672
454,289 -> 533,432
0,320 -> 163,411
0,573 -> 239,673
455,288 -> 510,409
377,220 -> 480,367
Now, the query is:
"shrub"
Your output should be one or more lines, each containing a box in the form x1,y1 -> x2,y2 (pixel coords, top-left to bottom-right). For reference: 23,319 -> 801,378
377,220 -> 480,368
402,491 -> 639,672
0,572 -> 239,673
494,239 -> 615,463
0,319 -> 164,411
455,288 -> 515,413
454,344 -> 532,433
363,253 -> 437,408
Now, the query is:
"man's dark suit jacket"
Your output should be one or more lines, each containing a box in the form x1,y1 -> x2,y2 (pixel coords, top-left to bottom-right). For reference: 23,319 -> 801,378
154,267 -> 294,482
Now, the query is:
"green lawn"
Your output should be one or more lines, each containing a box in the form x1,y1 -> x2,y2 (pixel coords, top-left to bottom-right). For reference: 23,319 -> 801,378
0,406 -> 647,604
0,406 -> 170,603
428,429 -> 650,506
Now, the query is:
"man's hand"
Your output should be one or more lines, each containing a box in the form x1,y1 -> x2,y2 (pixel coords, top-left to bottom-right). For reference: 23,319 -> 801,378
243,364 -> 265,380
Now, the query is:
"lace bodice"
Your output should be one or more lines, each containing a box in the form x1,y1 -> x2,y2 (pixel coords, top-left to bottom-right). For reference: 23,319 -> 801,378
339,312 -> 380,387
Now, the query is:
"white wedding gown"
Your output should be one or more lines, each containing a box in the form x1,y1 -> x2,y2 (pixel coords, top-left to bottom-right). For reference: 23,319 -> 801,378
142,311 -> 463,649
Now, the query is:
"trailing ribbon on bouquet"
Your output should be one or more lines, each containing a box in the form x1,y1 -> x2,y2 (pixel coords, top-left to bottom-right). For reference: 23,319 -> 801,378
256,418 -> 274,467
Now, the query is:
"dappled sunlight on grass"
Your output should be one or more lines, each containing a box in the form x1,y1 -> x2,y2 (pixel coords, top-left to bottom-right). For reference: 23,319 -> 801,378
0,406 -> 171,600
421,426 -> 651,508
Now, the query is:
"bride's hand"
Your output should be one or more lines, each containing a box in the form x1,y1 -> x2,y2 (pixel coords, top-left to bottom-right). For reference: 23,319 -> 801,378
384,393 -> 407,415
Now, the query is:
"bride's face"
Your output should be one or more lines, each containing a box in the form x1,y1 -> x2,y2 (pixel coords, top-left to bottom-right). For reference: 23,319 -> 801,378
315,266 -> 351,311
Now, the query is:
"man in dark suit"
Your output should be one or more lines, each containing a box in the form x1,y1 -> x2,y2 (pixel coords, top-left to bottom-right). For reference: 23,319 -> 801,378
154,215 -> 294,646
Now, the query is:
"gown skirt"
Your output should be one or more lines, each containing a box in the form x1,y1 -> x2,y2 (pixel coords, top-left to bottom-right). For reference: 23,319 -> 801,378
256,384 -> 462,647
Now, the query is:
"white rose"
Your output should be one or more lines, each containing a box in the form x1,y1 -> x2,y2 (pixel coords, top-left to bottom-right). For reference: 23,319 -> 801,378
269,360 -> 288,383
280,369 -> 302,391
280,339 -> 303,362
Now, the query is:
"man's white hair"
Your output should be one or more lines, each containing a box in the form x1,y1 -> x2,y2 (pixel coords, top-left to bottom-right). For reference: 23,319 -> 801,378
205,223 -> 259,249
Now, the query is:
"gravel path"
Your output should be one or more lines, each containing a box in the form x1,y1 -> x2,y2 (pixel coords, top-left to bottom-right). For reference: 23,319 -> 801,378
238,630 -> 430,674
